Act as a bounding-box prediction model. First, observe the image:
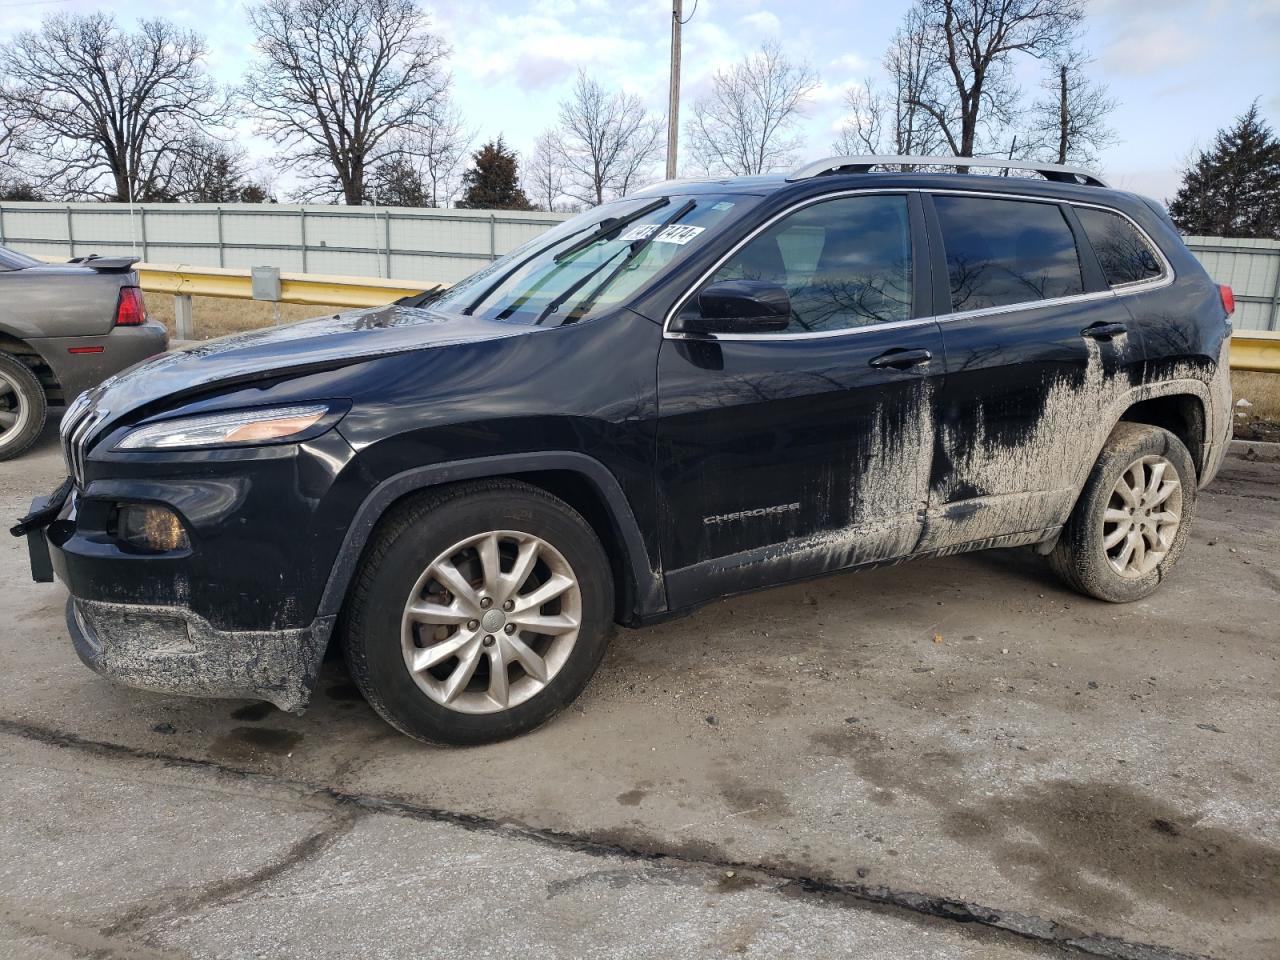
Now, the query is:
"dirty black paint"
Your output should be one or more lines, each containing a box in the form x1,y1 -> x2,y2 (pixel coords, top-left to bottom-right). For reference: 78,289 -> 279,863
35,169 -> 1231,714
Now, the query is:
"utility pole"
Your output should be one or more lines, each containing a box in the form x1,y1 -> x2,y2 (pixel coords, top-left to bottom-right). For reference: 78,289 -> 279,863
665,0 -> 682,180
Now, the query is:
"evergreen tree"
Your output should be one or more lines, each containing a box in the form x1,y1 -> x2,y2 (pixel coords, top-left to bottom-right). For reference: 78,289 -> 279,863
1169,102 -> 1280,239
458,137 -> 533,210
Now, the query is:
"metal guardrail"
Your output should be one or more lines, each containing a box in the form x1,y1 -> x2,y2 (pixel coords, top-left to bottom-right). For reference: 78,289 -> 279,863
1230,332 -> 1280,374
135,262 -> 439,308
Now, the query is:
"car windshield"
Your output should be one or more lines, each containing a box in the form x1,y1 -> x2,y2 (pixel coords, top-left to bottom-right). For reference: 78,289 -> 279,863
428,193 -> 757,325
0,245 -> 41,271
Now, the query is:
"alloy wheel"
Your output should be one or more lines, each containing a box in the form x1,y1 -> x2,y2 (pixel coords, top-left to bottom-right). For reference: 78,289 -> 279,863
400,530 -> 582,714
0,369 -> 28,448
1102,454 -> 1183,578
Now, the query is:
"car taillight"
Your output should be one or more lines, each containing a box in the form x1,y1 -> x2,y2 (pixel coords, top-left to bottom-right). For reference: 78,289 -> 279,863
115,286 -> 146,326
1219,284 -> 1235,316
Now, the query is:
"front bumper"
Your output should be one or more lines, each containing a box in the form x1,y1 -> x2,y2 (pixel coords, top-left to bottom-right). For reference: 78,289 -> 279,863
67,596 -> 333,712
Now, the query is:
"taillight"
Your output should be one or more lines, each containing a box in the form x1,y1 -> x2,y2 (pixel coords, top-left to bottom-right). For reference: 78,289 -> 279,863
1219,284 -> 1235,316
115,286 -> 146,326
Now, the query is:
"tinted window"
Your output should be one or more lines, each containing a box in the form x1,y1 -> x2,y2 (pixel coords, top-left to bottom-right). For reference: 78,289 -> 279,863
1075,206 -> 1163,286
704,194 -> 912,333
934,196 -> 1083,312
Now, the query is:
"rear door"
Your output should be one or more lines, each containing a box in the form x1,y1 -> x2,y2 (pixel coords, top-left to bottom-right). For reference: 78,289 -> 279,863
922,191 -> 1140,552
655,191 -> 945,608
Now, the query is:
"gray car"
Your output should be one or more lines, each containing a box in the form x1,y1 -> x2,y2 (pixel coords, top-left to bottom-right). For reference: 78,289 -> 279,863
0,245 -> 168,460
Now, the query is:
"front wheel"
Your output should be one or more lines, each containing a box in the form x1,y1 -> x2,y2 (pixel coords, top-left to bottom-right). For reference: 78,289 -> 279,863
1049,422 -> 1197,603
341,480 -> 614,745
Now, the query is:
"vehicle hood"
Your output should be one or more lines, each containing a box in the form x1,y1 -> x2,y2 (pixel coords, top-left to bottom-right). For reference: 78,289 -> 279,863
78,303 -> 529,431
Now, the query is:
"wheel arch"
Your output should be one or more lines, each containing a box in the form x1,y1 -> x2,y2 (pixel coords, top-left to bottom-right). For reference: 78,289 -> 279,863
0,328 -> 65,404
1039,379 -> 1215,556
1118,392 -> 1208,479
316,452 -> 666,630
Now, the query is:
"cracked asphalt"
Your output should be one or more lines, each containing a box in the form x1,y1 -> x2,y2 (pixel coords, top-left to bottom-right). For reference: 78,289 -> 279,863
1,421 -> 1277,960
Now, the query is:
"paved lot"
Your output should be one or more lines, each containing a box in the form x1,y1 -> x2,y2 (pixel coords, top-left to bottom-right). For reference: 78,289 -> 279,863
1,422 -> 1277,960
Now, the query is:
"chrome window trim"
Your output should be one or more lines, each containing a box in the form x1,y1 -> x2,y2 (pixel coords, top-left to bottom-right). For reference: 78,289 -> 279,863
661,187 -> 1174,343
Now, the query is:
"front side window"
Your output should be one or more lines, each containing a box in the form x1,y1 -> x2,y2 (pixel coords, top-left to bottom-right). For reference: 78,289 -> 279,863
429,194 -> 756,326
1074,206 -> 1164,286
933,196 -> 1084,312
694,194 -> 913,333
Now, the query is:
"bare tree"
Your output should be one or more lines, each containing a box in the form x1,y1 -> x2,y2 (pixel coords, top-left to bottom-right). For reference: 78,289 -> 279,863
165,136 -> 249,202
241,0 -> 452,205
368,99 -> 473,207
0,13 -> 226,201
687,42 -> 818,176
524,130 -> 569,212
833,80 -> 888,155
416,99 -> 473,207
902,0 -> 1083,158
552,72 -> 664,206
1029,50 -> 1117,165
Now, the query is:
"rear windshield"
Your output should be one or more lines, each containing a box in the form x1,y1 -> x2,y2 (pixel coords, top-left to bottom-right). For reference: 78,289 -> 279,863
429,193 -> 758,325
0,246 -> 41,270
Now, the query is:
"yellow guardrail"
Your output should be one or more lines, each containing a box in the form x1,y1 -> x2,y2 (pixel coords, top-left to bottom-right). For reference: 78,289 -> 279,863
1231,332 -> 1280,374
134,262 -> 441,308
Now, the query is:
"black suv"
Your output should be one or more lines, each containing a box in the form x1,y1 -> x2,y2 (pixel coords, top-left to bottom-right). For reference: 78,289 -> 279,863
17,156 -> 1234,744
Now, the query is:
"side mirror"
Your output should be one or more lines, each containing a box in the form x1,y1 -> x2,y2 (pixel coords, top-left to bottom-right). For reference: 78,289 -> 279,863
682,279 -> 791,335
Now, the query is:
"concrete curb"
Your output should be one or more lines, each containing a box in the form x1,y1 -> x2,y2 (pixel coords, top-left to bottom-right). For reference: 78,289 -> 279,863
1229,438 -> 1280,462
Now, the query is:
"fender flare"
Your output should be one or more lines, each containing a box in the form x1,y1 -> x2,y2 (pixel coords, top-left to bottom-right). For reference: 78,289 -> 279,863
1087,377 -> 1214,487
314,451 -> 666,624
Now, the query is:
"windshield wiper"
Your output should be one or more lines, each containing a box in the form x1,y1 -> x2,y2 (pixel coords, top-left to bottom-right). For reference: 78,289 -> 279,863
552,197 -> 669,264
562,198 -> 698,323
461,222 -> 597,316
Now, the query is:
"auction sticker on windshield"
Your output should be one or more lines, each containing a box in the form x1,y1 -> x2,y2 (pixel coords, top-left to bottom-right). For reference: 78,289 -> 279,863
619,224 -> 706,245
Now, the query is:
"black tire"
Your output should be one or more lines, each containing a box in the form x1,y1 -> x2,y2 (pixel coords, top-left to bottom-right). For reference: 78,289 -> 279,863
341,479 -> 614,745
1049,422 -> 1197,603
0,351 -> 47,462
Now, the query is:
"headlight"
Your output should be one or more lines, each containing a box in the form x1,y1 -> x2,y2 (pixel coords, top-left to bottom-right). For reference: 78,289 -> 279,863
117,404 -> 331,450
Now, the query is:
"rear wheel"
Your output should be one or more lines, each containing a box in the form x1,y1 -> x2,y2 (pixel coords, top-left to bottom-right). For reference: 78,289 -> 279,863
1050,422 -> 1196,602
0,352 -> 46,462
341,480 -> 614,745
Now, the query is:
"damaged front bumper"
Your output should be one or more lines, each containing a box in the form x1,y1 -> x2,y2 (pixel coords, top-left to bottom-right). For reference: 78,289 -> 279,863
66,596 -> 333,712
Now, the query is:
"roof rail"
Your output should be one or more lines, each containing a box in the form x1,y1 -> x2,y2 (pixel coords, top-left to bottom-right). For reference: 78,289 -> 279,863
786,155 -> 1110,188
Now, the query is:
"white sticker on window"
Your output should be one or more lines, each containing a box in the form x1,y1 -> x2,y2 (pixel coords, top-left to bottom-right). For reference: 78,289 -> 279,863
654,224 -> 705,245
617,223 -> 707,245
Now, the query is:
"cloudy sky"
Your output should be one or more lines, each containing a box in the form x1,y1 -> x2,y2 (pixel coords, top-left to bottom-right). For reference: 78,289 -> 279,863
3,0 -> 1278,201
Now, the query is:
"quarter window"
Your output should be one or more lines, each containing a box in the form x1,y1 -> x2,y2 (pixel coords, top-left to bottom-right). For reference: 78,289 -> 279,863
700,194 -> 913,333
933,196 -> 1084,312
1074,206 -> 1164,286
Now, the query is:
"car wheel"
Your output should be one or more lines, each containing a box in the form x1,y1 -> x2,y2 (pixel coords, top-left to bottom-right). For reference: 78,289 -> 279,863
1049,422 -> 1197,603
0,352 -> 47,462
341,479 -> 614,745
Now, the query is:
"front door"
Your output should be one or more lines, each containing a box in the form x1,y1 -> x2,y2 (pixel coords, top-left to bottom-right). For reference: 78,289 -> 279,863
655,192 -> 945,609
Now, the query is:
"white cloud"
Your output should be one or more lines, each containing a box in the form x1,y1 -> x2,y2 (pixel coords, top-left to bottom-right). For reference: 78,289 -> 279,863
742,11 -> 782,33
1100,21 -> 1202,75
828,52 -> 868,74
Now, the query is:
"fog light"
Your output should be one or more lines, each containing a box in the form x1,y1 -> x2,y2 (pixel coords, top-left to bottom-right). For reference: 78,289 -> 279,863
115,504 -> 189,552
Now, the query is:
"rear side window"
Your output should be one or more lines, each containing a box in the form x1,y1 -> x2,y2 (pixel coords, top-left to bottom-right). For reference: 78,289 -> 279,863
1074,206 -> 1164,286
933,196 -> 1083,312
